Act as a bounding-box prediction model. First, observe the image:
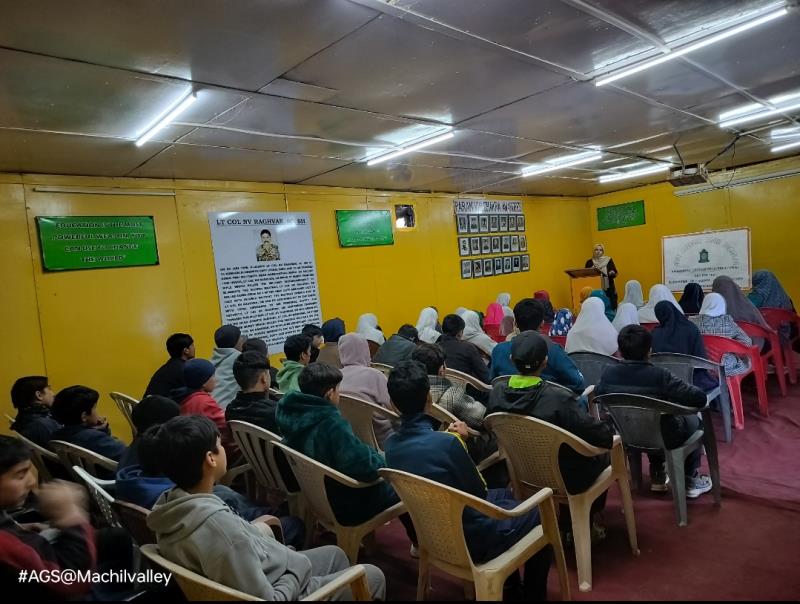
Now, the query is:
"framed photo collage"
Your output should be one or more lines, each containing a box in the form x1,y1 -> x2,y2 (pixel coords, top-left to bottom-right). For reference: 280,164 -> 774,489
456,211 -> 529,280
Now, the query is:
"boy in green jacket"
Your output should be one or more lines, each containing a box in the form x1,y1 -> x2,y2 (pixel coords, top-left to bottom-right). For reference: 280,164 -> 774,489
276,335 -> 312,394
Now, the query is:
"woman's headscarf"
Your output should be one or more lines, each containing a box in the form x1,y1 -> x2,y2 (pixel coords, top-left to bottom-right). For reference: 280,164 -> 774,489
454,307 -> 468,316
549,309 -> 574,336
579,286 -> 593,303
612,303 -> 640,331
415,307 -> 440,344
678,283 -> 704,314
699,292 -> 727,317
749,270 -> 794,310
620,280 -> 645,308
485,303 -> 505,325
500,315 -> 516,338
534,290 -> 555,323
652,300 -> 706,357
338,332 -> 371,367
321,318 -> 346,343
355,313 -> 385,345
565,297 -> 619,355
496,293 -> 514,318
590,244 -> 612,290
712,276 -> 768,327
591,289 -> 616,322
638,284 -> 682,323
462,310 -> 486,340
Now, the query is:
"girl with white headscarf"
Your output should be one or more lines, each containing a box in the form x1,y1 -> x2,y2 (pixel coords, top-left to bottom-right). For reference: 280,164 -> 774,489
612,302 -> 640,331
690,293 -> 752,376
638,284 -> 683,323
415,307 -> 441,344
565,297 -> 619,355
585,244 -> 619,308
496,293 -> 514,318
620,280 -> 645,308
461,310 -> 497,356
355,313 -> 385,346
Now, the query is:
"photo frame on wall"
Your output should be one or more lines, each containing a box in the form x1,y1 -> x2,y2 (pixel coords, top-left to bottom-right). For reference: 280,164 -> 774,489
461,260 -> 472,279
491,236 -> 501,254
494,257 -> 503,274
510,235 -> 519,252
473,259 -> 483,278
479,215 -> 489,233
490,215 -> 499,232
501,235 -> 511,252
481,236 -> 491,254
470,237 -> 481,255
458,237 -> 470,256
469,215 -> 479,233
483,258 -> 493,276
508,215 -> 517,231
457,215 -> 468,234
499,215 -> 508,232
519,234 -> 527,251
512,255 -> 521,272
521,254 -> 530,271
503,256 -> 512,273
517,215 -> 525,231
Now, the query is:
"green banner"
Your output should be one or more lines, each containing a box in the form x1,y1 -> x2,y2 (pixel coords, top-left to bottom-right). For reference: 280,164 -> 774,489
597,200 -> 646,231
335,210 -> 394,247
36,216 -> 159,271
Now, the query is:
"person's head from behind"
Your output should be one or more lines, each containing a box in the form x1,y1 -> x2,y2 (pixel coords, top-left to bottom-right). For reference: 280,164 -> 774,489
411,343 -> 446,377
387,361 -> 430,416
166,333 -> 195,360
11,376 -> 54,410
215,324 -> 246,351
51,386 -> 100,427
284,334 -> 313,365
513,298 -> 544,331
183,358 -> 217,393
233,351 -> 271,393
618,325 -> 652,361
260,229 -> 272,243
138,427 -> 165,478
301,324 -> 324,349
298,363 -> 342,405
0,436 -> 35,509
150,416 -> 226,491
397,324 -> 419,343
511,331 -> 549,376
242,337 -> 268,359
442,314 -> 466,338
131,395 -> 180,436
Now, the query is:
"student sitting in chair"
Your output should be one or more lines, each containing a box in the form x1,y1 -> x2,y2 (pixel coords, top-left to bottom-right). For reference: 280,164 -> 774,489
10,376 -> 61,449
226,351 -> 280,435
143,332 -> 195,399
276,335 -> 313,394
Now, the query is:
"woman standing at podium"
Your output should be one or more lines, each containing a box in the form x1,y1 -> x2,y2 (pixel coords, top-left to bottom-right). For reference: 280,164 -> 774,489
585,243 -> 619,309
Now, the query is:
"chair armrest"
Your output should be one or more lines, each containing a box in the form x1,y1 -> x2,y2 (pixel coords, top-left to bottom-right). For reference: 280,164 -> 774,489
251,515 -> 284,544
476,450 -> 504,472
219,463 -> 252,487
466,486 -> 554,520
302,565 -> 370,601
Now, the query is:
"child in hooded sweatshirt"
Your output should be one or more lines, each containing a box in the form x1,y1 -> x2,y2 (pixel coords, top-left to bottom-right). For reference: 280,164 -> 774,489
210,324 -> 245,410
276,335 -> 312,394
146,415 -> 386,600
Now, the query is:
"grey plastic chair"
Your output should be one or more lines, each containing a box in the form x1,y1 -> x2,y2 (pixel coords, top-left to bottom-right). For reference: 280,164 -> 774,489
650,352 -> 732,443
567,352 -> 619,386
594,393 -> 721,527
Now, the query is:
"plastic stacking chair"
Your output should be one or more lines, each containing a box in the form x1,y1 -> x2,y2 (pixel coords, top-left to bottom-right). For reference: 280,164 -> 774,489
10,430 -> 59,482
72,465 -> 119,528
273,442 -> 405,563
550,335 -> 567,348
50,440 -> 118,480
139,544 -> 374,601
369,362 -> 393,377
539,323 -> 553,336
424,403 -> 502,474
640,322 -> 659,332
651,352 -> 732,443
112,500 -> 156,546
499,316 -> 516,339
485,413 -> 639,592
594,394 -> 721,527
110,391 -> 139,439
379,468 -> 570,602
567,352 -> 619,386
4,413 -> 14,426
761,308 -> 800,384
338,394 -> 399,452
484,323 -> 503,343
738,321 -> 787,397
702,335 -> 765,429
268,387 -> 284,401
443,367 -> 491,392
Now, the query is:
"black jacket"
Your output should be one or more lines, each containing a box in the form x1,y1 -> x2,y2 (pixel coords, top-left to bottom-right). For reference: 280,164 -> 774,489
594,361 -> 706,408
488,379 -> 613,494
49,424 -> 126,477
372,334 -> 416,367
438,334 -> 490,384
225,391 -> 280,435
11,405 -> 61,449
143,357 -> 185,398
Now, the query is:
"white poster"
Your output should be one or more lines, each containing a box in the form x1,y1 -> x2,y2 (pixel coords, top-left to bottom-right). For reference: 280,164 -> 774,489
209,212 -> 322,355
662,228 -> 751,291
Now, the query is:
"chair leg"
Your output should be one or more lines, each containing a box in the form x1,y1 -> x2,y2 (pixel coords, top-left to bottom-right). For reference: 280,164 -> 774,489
772,345 -> 788,396
336,529 -> 362,565
616,475 -> 640,556
628,452 -> 644,494
717,383 -> 733,443
728,377 -> 745,430
539,494 -> 571,602
665,452 -> 688,527
784,342 -> 797,384
753,361 -> 770,417
416,554 -> 430,601
462,581 -> 475,600
473,573 -> 505,601
567,497 -> 593,592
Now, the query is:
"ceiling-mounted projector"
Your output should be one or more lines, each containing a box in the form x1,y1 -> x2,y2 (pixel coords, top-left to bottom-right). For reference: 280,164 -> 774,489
669,164 -> 707,186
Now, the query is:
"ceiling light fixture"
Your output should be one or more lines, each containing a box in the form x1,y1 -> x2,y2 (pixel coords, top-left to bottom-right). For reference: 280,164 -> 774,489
595,6 -> 787,87
366,130 -> 454,166
719,98 -> 800,129
135,91 -> 197,146
598,164 -> 670,183
771,140 -> 800,153
520,150 -> 602,178
770,126 -> 800,139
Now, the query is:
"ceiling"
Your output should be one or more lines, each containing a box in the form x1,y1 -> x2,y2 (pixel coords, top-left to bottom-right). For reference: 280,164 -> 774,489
0,0 -> 799,196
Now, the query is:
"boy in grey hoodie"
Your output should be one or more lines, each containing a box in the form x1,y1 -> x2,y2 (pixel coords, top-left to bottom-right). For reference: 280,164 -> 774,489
211,324 -> 245,409
146,415 -> 386,601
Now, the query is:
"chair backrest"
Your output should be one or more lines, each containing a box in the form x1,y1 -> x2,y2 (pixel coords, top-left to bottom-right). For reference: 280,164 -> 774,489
139,544 -> 260,601
641,322 -> 659,332
112,499 -> 156,545
369,362 -> 393,377
701,334 -> 757,369
4,413 -> 14,426
268,387 -> 284,401
72,465 -> 119,528
499,316 -> 516,337
594,393 -> 697,450
567,351 -> 619,385
737,320 -> 777,342
761,308 -> 800,334
338,395 -> 399,451
539,323 -> 553,335
550,335 -> 567,347
650,351 -> 721,379
484,323 -> 503,343
443,367 -> 491,392
10,430 -> 59,482
50,440 -> 118,480
109,392 -> 139,438
228,421 -> 294,496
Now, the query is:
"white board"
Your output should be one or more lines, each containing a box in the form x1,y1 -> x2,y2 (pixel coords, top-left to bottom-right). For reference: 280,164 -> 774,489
209,212 -> 322,355
662,228 -> 751,291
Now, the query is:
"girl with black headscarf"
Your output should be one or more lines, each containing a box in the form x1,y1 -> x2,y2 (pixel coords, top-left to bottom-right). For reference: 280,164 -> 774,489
678,283 -> 704,314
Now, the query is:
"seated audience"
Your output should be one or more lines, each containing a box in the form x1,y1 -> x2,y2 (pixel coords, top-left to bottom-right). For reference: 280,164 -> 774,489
462,310 -> 497,357
241,337 -> 278,385
492,299 -> 585,394
612,302 -> 640,331
638,284 -> 683,324
211,324 -> 246,409
438,314 -> 490,385
748,270 -> 796,341
496,292 -> 514,318
620,280 -> 645,309
338,333 -> 396,448
226,351 -> 279,434
302,324 -> 324,363
712,275 -> 769,349
549,308 -> 574,337
690,293 -> 753,377
317,318 -> 345,369
355,313 -> 385,357
50,386 -> 126,466
591,289 -> 616,321
0,436 -> 96,598
534,290 -> 556,323
10,376 -> 61,449
276,335 -> 313,394
565,297 -> 618,356
373,324 -> 419,366
118,395 -> 181,470
595,325 -> 712,497
146,416 -> 385,600
415,307 -> 440,345
384,361 -> 551,600
143,332 -> 195,398
484,302 -> 505,329
678,283 -> 704,315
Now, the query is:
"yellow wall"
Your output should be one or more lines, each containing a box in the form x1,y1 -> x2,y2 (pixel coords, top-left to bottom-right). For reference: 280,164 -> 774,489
1,173 -> 588,440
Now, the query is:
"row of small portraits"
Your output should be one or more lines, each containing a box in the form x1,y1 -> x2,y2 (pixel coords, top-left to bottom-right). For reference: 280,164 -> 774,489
459,234 -> 527,256
456,213 -> 525,234
461,254 -> 530,279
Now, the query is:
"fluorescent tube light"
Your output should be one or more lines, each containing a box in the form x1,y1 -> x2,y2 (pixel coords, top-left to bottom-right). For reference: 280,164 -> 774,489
719,99 -> 800,129
771,140 -> 800,153
595,7 -> 787,87
771,127 -> 800,140
367,130 -> 454,166
135,92 -> 196,146
520,151 -> 602,178
598,164 -> 669,183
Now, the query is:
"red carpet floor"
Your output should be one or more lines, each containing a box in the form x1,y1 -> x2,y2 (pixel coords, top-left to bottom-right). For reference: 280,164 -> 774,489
359,372 -> 800,600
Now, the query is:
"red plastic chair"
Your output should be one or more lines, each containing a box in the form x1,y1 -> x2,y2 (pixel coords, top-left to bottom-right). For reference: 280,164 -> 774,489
539,322 -> 553,335
738,321 -> 787,397
761,308 -> 800,385
484,323 -> 504,343
550,335 -> 567,348
641,322 -> 659,332
702,335 -> 766,430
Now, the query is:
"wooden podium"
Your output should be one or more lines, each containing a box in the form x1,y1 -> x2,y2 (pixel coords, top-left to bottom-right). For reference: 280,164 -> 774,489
565,267 -> 602,312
